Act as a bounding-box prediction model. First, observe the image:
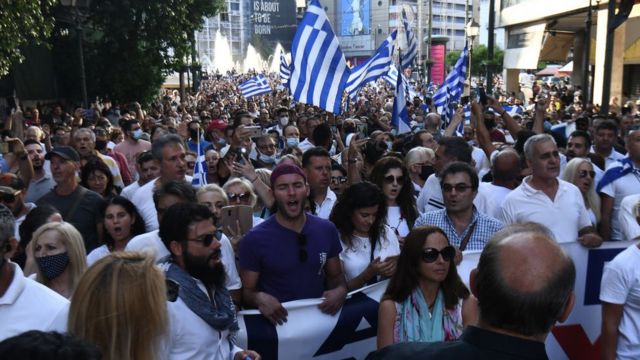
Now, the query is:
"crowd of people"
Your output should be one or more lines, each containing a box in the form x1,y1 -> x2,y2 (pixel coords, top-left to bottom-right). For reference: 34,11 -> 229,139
0,70 -> 639,360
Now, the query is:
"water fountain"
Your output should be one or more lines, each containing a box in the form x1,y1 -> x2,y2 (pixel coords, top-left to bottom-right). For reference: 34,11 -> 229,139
243,44 -> 269,73
212,30 -> 235,74
268,43 -> 286,74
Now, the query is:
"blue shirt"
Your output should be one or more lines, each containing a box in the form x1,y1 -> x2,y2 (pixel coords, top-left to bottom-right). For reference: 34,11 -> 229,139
415,208 -> 503,251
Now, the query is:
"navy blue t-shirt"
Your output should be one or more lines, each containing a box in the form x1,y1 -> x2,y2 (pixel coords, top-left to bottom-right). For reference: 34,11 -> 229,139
239,215 -> 342,303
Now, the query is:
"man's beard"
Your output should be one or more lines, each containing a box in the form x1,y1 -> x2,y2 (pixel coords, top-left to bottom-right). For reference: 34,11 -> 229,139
183,249 -> 225,289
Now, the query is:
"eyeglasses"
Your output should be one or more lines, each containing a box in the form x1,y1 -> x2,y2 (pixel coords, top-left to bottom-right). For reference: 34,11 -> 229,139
331,176 -> 347,184
188,230 -> 222,247
383,175 -> 404,184
422,246 -> 456,263
0,192 -> 18,203
442,183 -> 472,193
227,192 -> 250,202
578,170 -> 596,179
297,233 -> 308,263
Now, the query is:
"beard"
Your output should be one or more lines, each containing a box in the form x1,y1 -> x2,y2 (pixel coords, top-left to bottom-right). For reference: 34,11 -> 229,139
183,249 -> 226,289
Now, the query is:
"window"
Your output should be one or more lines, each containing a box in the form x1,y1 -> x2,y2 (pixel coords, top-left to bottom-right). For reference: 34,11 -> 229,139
230,3 -> 239,10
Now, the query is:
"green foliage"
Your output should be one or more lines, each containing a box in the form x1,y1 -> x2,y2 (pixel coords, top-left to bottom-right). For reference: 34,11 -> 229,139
0,0 -> 56,76
55,0 -> 224,104
444,44 -> 504,76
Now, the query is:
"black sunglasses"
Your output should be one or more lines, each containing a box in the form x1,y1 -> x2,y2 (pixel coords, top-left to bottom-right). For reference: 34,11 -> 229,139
331,176 -> 347,184
578,170 -> 596,179
442,183 -> 472,193
297,233 -> 308,263
0,193 -> 17,203
188,230 -> 222,247
422,246 -> 456,263
227,192 -> 250,202
383,175 -> 404,184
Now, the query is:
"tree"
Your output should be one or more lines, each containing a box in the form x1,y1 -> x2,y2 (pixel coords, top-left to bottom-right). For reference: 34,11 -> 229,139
53,0 -> 224,105
0,0 -> 56,76
444,45 -> 504,76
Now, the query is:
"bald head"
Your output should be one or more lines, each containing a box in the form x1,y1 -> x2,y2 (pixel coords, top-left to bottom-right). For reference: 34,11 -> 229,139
473,223 -> 575,338
491,149 -> 521,184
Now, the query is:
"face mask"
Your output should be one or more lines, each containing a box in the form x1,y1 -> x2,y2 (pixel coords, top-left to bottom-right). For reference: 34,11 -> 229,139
286,137 -> 299,147
384,141 -> 393,150
259,152 -> 277,164
132,129 -> 143,140
279,116 -> 289,126
95,140 -> 107,151
36,252 -> 70,280
217,138 -> 226,146
420,165 -> 435,181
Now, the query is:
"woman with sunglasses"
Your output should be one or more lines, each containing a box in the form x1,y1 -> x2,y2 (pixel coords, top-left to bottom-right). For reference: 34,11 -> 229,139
562,158 -> 601,226
377,226 -> 477,349
87,196 -> 146,266
370,157 -> 418,247
222,178 -> 264,227
330,182 -> 400,291
330,164 -> 348,196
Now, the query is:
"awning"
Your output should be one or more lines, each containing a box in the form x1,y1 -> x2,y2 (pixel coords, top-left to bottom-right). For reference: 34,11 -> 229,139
555,61 -> 573,76
539,33 -> 574,62
536,65 -> 561,76
504,23 -> 546,69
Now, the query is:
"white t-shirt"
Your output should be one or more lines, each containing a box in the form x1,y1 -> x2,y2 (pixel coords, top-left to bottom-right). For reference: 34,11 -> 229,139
120,181 -> 141,200
600,162 -> 640,241
125,230 -> 241,290
600,244 -> 640,360
131,176 -> 193,231
478,182 -> 513,219
385,206 -> 410,240
619,194 -> 640,241
86,244 -> 111,267
0,263 -> 69,341
339,226 -> 400,282
417,174 -> 496,216
163,279 -> 243,360
500,177 -> 591,243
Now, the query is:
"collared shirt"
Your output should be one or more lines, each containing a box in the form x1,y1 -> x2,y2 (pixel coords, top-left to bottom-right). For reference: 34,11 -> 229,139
600,159 -> 640,240
314,188 -> 337,220
26,173 -> 56,203
415,207 -> 503,251
501,177 -> 591,243
590,145 -> 626,170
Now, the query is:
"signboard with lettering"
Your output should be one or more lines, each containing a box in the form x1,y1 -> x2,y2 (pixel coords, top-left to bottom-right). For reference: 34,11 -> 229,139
251,0 -> 297,55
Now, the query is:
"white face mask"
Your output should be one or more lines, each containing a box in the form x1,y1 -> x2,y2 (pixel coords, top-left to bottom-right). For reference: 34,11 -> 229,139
132,128 -> 143,140
279,116 -> 289,126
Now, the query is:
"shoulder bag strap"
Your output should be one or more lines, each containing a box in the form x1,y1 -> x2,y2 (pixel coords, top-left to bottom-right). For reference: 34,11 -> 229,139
458,221 -> 477,252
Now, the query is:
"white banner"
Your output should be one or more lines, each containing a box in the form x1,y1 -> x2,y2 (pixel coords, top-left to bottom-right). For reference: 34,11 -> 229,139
236,241 -> 635,359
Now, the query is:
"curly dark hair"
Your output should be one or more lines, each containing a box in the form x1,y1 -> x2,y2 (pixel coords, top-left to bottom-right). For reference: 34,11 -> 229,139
329,182 -> 387,252
101,196 -> 147,250
383,226 -> 469,310
369,156 -> 418,228
80,155 -> 117,197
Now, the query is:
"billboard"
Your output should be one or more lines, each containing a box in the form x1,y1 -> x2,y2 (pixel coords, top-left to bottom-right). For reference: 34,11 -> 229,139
340,0 -> 370,36
251,0 -> 297,55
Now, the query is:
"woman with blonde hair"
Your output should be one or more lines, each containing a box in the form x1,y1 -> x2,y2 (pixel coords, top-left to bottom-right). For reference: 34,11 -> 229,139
562,157 -> 601,225
31,222 -> 87,298
68,252 -> 167,360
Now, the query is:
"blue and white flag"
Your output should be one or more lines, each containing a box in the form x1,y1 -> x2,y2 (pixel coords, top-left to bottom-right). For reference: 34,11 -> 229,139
432,45 -> 468,127
392,54 -> 411,135
191,138 -> 207,187
502,105 -> 524,116
289,0 -> 350,114
345,31 -> 397,99
400,9 -> 417,70
239,74 -> 272,98
382,64 -> 400,87
279,52 -> 291,86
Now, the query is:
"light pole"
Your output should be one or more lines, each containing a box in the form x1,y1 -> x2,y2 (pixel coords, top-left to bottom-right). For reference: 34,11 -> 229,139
59,0 -> 91,109
466,19 -> 480,81
486,0 -> 495,94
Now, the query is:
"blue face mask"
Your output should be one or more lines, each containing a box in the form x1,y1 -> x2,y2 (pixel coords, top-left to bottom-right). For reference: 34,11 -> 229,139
259,153 -> 277,164
286,137 -> 299,147
132,128 -> 143,140
217,138 -> 226,146
36,252 -> 70,280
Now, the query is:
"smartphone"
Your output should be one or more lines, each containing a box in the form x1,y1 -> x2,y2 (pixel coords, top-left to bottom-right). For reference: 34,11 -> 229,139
234,147 -> 247,165
245,126 -> 262,138
220,205 -> 253,237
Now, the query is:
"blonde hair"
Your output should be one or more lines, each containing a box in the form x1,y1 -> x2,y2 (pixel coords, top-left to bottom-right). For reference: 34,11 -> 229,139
32,222 -> 87,295
562,158 -> 601,223
197,183 -> 228,205
222,177 -> 258,207
69,252 -> 167,360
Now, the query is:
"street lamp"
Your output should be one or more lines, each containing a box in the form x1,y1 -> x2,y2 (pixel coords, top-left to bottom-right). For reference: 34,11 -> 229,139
466,19 -> 480,81
59,0 -> 91,109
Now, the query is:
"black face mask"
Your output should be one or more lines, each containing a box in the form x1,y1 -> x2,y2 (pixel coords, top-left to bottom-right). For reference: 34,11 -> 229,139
420,165 -> 435,181
95,140 -> 107,151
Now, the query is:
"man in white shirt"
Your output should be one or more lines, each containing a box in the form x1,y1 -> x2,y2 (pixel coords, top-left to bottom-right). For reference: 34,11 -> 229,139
159,203 -> 259,360
501,134 -> 602,247
591,120 -> 626,170
120,151 -> 160,200
479,148 -> 521,219
131,134 -> 192,231
302,147 -> 336,219
0,205 -> 68,341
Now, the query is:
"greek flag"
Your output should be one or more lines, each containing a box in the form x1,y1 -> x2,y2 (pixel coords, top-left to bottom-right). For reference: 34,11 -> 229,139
345,31 -> 397,99
289,0 -> 350,114
191,138 -> 207,187
392,54 -> 411,135
239,74 -> 272,98
280,52 -> 291,86
400,9 -> 417,70
502,105 -> 524,116
383,65 -> 419,100
432,45 -> 468,127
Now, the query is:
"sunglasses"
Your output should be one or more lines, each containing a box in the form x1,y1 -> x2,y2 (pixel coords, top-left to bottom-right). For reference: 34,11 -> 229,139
0,193 -> 18,203
442,183 -> 472,193
227,192 -> 250,202
188,229 -> 222,247
422,246 -> 456,263
578,170 -> 596,179
331,176 -> 347,184
383,175 -> 404,184
297,233 -> 308,263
